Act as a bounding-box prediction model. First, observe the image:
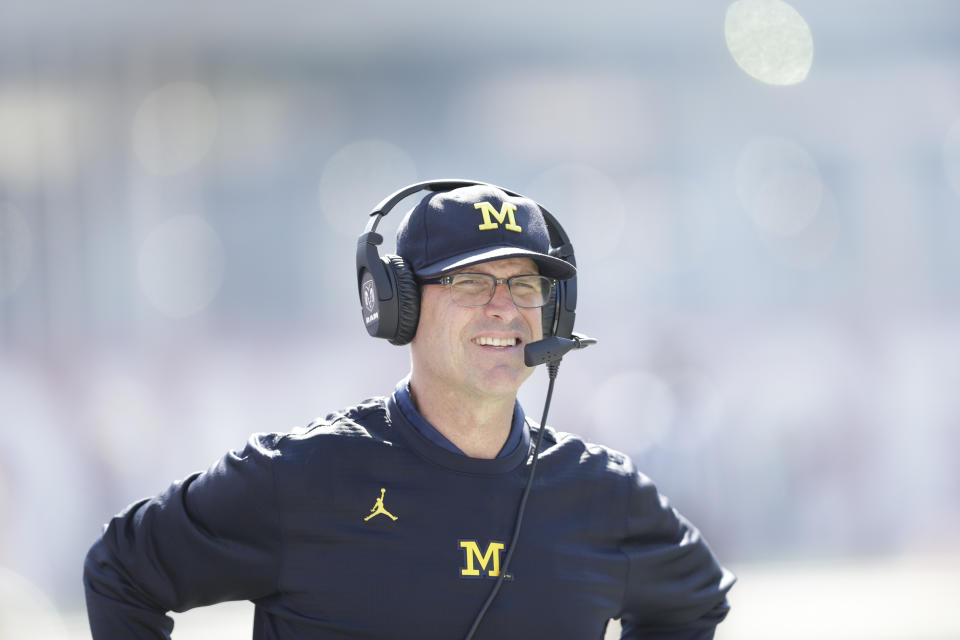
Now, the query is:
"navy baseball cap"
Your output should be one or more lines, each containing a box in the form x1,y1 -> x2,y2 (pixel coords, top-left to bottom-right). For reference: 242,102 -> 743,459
395,184 -> 576,280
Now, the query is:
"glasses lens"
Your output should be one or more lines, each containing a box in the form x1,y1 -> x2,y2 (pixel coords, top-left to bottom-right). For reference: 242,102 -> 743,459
508,275 -> 552,308
449,273 -> 495,306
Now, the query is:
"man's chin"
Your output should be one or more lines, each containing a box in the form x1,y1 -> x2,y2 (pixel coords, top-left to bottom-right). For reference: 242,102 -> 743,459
469,366 -> 534,398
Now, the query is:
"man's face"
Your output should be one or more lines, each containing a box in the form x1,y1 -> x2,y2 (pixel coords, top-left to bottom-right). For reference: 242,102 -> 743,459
410,257 -> 544,401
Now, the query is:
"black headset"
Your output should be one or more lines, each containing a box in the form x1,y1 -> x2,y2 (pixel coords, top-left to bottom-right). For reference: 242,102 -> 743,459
356,179 -> 578,346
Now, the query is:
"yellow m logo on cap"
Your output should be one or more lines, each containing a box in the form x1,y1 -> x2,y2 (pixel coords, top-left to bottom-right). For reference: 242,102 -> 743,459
475,202 -> 522,233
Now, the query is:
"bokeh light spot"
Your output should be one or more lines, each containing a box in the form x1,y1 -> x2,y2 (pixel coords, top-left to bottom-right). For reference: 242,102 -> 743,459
943,116 -> 960,199
725,0 -> 814,86
137,215 -> 225,318
736,136 -> 823,237
0,203 -> 34,300
132,82 -> 219,176
761,186 -> 841,269
318,139 -> 417,238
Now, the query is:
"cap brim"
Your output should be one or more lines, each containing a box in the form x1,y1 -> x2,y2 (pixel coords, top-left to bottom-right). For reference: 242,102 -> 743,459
415,246 -> 576,280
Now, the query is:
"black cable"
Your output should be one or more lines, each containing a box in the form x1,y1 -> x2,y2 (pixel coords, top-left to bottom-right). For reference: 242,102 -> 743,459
462,360 -> 561,640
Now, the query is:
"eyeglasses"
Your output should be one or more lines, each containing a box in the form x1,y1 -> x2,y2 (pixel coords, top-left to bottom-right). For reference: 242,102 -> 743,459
419,273 -> 555,308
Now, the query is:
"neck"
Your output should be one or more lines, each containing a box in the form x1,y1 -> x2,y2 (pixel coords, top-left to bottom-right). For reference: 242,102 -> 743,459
407,374 -> 516,460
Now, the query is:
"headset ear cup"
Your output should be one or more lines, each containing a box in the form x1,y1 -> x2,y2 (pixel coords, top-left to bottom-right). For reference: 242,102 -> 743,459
385,254 -> 420,345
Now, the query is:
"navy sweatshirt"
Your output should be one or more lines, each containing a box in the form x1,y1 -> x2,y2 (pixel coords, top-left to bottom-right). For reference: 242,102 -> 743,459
84,394 -> 734,639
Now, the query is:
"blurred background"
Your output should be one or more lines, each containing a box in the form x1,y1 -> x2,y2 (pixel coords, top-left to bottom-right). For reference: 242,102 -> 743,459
1,0 -> 959,637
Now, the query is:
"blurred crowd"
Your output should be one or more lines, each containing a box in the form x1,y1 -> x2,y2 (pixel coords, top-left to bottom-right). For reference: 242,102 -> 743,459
0,1 -> 958,626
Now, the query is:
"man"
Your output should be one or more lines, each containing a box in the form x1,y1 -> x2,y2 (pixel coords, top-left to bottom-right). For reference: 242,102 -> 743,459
84,183 -> 734,639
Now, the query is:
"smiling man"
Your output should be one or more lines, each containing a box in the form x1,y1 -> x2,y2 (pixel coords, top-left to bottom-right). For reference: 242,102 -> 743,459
409,258 -> 544,458
84,182 -> 734,639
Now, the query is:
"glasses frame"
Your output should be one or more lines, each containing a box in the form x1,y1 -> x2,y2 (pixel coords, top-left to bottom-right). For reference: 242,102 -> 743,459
419,272 -> 556,309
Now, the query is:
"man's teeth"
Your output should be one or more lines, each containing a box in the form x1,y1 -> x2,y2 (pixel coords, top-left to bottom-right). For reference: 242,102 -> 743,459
473,336 -> 517,347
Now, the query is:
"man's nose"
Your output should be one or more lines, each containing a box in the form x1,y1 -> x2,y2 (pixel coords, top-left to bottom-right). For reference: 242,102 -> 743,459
485,281 -> 519,316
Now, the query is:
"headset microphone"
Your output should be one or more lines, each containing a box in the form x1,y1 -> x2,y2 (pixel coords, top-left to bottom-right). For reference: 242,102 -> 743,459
523,332 -> 598,367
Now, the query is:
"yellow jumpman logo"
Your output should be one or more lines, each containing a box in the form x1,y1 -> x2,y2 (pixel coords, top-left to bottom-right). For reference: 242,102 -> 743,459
363,488 -> 398,521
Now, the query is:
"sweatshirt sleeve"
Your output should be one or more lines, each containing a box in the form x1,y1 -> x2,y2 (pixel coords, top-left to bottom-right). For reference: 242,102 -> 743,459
83,433 -> 286,639
617,470 -> 735,640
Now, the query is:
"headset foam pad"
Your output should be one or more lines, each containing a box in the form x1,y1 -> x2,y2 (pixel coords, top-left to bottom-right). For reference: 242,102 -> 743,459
385,254 -> 420,345
540,282 -> 558,337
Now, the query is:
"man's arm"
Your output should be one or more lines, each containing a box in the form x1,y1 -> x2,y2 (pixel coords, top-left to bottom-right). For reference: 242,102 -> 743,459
83,434 -> 285,639
617,469 -> 735,640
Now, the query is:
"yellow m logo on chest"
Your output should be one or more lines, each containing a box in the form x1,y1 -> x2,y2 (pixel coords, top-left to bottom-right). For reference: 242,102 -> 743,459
459,540 -> 511,578
475,202 -> 522,233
